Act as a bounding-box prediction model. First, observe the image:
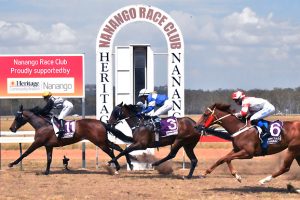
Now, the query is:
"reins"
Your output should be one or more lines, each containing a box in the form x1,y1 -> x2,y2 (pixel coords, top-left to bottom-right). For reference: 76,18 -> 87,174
207,107 -> 232,125
206,106 -> 255,138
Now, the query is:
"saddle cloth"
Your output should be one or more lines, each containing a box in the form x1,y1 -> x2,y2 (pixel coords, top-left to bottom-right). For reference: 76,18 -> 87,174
256,120 -> 283,154
159,116 -> 178,137
51,117 -> 76,139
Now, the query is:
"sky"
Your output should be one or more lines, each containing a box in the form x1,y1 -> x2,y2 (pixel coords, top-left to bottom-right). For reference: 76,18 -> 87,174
1,0 -> 300,90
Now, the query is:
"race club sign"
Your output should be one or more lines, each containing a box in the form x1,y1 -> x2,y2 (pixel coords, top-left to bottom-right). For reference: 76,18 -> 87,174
96,4 -> 184,121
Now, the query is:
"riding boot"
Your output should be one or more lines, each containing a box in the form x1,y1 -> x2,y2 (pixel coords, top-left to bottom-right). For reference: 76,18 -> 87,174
152,116 -> 161,133
260,125 -> 270,139
252,119 -> 270,139
58,119 -> 65,140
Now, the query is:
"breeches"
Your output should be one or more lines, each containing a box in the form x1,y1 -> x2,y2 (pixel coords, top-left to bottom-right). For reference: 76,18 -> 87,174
58,101 -> 74,119
151,100 -> 173,116
250,104 -> 275,121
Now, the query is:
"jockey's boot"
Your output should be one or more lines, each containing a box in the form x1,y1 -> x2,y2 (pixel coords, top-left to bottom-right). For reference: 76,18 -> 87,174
252,119 -> 270,139
152,116 -> 161,133
57,119 -> 65,140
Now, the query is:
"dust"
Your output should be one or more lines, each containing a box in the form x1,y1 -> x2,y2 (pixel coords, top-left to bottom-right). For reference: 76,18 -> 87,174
136,153 -> 173,175
102,163 -> 116,175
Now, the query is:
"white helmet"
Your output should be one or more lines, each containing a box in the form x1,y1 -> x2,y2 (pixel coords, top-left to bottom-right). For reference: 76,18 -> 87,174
231,90 -> 245,100
138,88 -> 150,97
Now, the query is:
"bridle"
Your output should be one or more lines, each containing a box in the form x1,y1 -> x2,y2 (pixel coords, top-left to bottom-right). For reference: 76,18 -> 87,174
201,106 -> 251,137
109,105 -> 142,127
203,106 -> 232,128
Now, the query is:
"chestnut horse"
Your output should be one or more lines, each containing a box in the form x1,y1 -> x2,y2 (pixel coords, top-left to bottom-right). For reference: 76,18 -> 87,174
106,103 -> 236,179
8,105 -> 133,174
195,103 -> 300,184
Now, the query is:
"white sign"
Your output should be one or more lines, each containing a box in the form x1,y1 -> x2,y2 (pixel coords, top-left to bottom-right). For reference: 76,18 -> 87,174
96,4 -> 184,121
7,78 -> 74,93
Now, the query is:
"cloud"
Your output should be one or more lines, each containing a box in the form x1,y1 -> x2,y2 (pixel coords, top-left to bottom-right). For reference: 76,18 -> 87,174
0,20 -> 77,53
46,23 -> 77,44
0,20 -> 42,45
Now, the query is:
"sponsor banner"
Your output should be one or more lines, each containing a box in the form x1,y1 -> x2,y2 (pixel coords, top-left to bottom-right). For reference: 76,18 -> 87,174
7,78 -> 74,94
0,54 -> 84,98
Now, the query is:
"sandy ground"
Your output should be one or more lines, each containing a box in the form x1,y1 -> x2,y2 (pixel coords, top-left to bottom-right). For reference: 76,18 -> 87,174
0,145 -> 300,200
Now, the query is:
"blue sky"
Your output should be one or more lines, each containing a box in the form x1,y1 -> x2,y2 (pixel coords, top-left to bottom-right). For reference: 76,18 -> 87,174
1,0 -> 300,90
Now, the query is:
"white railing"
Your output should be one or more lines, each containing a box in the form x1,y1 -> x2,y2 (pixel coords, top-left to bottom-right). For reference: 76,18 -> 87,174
0,131 -> 90,143
0,131 -> 35,143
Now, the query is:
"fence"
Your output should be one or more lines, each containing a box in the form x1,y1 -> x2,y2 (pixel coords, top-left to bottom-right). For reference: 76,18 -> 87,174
0,131 -> 90,170
0,129 -> 229,170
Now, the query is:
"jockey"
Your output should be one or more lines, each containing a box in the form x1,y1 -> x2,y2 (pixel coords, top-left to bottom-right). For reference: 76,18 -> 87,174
231,90 -> 275,135
138,88 -> 172,134
40,91 -> 74,139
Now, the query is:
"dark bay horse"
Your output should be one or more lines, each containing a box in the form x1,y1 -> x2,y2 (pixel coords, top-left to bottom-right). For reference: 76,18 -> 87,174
9,105 -> 133,175
106,103 -> 235,179
195,103 -> 300,184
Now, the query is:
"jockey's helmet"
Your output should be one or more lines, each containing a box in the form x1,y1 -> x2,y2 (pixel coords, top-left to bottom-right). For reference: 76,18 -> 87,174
138,88 -> 150,97
231,91 -> 245,100
42,91 -> 52,98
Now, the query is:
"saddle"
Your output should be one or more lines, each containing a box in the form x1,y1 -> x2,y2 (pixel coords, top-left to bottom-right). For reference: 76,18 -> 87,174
254,119 -> 283,155
51,117 -> 76,139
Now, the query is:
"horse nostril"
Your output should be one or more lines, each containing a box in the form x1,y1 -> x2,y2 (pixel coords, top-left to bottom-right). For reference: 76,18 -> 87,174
9,127 -> 15,132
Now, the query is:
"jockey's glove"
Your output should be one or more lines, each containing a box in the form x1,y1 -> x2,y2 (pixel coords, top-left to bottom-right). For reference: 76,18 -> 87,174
234,112 -> 242,119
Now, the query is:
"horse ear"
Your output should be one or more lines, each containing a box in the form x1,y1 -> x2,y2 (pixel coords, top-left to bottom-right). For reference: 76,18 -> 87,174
19,105 -> 23,111
118,102 -> 123,106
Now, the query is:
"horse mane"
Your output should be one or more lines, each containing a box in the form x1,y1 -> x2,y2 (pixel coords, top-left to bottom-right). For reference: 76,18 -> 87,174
124,104 -> 141,114
29,106 -> 41,115
212,103 -> 233,113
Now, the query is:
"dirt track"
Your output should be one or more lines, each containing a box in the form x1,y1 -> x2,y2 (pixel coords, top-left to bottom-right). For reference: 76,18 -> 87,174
1,146 -> 300,200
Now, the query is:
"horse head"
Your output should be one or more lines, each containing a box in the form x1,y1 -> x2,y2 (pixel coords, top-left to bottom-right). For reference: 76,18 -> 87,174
9,105 -> 29,132
107,102 -> 137,126
108,102 -> 142,127
196,103 -> 236,131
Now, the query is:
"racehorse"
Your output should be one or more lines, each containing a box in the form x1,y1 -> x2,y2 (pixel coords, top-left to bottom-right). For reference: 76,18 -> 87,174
106,102 -> 236,179
8,105 -> 133,175
195,103 -> 300,184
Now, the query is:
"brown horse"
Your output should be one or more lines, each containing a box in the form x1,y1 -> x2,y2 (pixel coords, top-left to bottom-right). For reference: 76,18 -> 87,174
8,105 -> 133,175
195,103 -> 300,184
106,103 -> 236,179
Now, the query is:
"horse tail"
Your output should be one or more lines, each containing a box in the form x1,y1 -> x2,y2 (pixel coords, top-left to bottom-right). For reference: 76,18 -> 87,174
102,122 -> 134,143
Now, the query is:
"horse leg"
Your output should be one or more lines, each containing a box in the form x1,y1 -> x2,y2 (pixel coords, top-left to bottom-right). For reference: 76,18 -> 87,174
152,140 -> 183,167
108,141 -> 134,170
259,150 -> 295,185
206,149 -> 241,182
226,160 -> 242,182
99,145 -> 121,172
202,149 -> 251,177
8,141 -> 42,168
109,143 -> 143,164
183,142 -> 198,179
45,146 -> 53,175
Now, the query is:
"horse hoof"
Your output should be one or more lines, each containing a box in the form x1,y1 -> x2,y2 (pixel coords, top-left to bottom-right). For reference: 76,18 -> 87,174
114,171 -> 119,175
129,164 -> 134,171
234,173 -> 242,183
106,161 -> 112,166
44,171 -> 49,175
8,163 -> 13,168
199,174 -> 206,179
182,175 -> 192,180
